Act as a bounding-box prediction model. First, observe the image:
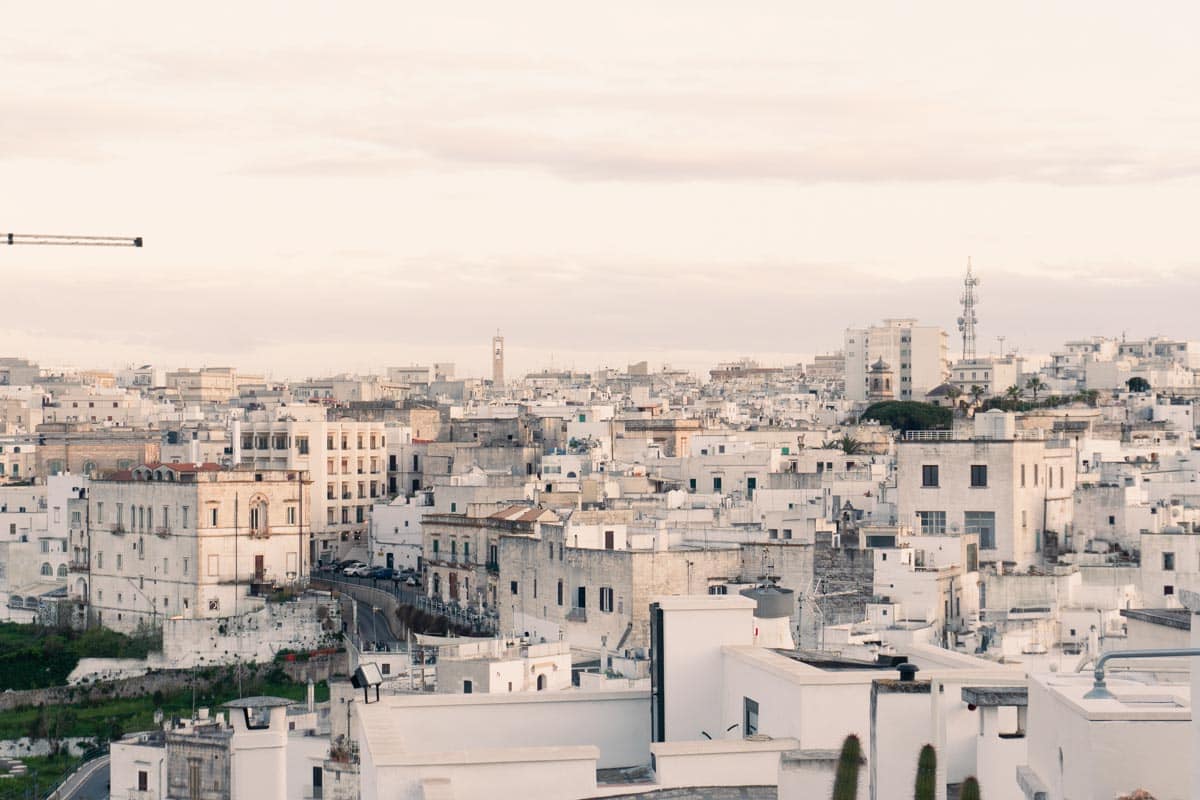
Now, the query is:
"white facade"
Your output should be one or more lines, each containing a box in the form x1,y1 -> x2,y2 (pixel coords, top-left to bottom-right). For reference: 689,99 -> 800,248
238,406 -> 387,560
896,415 -> 1076,567
844,319 -> 948,402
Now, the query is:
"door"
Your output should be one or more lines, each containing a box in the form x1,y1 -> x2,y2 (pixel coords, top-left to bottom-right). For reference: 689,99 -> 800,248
312,766 -> 323,799
604,530 -> 614,550
254,554 -> 265,581
386,553 -> 394,569
449,572 -> 459,600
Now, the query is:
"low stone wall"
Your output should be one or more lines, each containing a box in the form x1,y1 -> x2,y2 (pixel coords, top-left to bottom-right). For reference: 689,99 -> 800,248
0,670 -> 216,713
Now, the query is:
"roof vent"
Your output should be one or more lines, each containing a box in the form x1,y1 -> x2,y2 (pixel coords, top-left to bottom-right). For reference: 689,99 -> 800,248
897,663 -> 919,682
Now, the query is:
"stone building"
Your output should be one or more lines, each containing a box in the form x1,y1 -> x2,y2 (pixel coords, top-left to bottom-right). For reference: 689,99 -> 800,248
86,463 -> 310,633
499,519 -> 743,651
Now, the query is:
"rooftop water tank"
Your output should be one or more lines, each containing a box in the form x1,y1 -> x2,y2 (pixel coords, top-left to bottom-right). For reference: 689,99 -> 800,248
739,586 -> 794,619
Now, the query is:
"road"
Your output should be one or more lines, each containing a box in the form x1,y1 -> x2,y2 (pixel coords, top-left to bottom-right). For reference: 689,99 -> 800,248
52,755 -> 109,800
352,597 -> 400,649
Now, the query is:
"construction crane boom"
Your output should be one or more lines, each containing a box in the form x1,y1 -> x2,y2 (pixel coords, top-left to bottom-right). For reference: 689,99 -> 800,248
4,233 -> 142,247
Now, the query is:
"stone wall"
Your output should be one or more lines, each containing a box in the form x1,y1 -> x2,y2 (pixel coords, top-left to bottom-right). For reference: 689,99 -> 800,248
808,534 -> 875,648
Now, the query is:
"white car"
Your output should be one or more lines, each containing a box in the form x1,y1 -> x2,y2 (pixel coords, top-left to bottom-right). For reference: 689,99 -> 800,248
343,563 -> 369,576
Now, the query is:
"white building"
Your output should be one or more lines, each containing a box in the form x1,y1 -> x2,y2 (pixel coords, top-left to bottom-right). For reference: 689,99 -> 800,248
896,412 -> 1076,568
237,405 -> 387,562
844,319 -> 949,402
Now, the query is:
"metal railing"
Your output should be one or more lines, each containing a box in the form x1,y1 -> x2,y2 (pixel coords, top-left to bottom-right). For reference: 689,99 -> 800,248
318,574 -> 498,635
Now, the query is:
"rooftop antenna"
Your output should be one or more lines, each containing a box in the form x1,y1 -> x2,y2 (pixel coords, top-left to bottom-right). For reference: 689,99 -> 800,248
957,258 -> 979,361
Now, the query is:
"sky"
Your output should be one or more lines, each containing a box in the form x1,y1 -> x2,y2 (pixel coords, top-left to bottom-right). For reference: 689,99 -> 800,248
3,2 -> 1199,379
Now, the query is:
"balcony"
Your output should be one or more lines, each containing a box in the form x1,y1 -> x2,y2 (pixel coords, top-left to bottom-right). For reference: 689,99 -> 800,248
485,561 -> 499,575
69,560 -> 89,573
154,526 -> 172,539
566,607 -> 587,623
111,524 -> 127,536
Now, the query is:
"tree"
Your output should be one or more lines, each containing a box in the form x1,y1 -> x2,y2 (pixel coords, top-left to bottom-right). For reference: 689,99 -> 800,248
831,734 -> 863,800
960,776 -> 981,800
1025,376 -> 1047,403
1126,376 -> 1151,393
822,435 -> 864,455
1078,389 -> 1100,407
914,744 -> 937,800
860,402 -> 952,434
969,385 -> 986,407
1004,385 -> 1022,406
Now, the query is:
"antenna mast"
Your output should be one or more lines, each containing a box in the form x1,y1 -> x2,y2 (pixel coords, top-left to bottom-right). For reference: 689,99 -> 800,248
957,258 -> 979,360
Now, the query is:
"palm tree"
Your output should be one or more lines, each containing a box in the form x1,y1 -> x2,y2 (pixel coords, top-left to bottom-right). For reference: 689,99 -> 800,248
945,385 -> 963,416
969,384 -> 986,407
822,435 -> 864,455
1004,385 -> 1022,406
1025,376 -> 1047,403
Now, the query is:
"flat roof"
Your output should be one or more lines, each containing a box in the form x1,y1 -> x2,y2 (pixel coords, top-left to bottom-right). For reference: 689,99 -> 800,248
1120,608 -> 1191,631
222,696 -> 295,709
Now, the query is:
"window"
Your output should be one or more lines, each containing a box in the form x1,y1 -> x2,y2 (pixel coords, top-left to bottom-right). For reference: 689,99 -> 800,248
182,506 -> 189,528
712,476 -> 722,492
922,465 -> 939,487
689,478 -> 696,491
1033,465 -> 1039,486
1164,585 -> 1175,596
600,587 -> 614,613
297,437 -> 309,455
576,586 -> 587,609
1108,515 -> 1115,526
708,585 -> 728,595
510,581 -> 519,595
1020,464 -> 1026,488
970,465 -> 988,488
557,580 -> 564,606
210,508 -> 218,527
917,511 -> 946,535
604,530 -> 615,550
965,511 -> 996,549
743,697 -> 759,737
463,680 -> 473,694
1163,552 -> 1176,571
96,503 -> 104,524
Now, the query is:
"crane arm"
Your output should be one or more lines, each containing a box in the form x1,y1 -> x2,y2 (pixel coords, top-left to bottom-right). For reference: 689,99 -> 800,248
4,233 -> 142,247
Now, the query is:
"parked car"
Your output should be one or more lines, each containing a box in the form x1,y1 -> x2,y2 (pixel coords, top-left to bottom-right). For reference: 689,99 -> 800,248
370,567 -> 396,580
343,563 -> 370,576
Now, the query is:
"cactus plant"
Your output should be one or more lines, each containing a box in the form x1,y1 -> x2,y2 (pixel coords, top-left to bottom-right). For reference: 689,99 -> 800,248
960,776 -> 981,800
831,734 -> 863,800
914,744 -> 937,800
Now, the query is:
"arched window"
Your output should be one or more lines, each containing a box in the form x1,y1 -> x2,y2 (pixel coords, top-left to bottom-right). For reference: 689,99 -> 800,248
47,459 -> 65,475
249,495 -> 269,536
82,461 -> 97,476
40,563 -> 52,576
57,564 -> 68,578
536,674 -> 547,691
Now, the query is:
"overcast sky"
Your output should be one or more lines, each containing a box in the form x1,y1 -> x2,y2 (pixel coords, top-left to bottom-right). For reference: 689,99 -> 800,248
3,3 -> 1199,379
